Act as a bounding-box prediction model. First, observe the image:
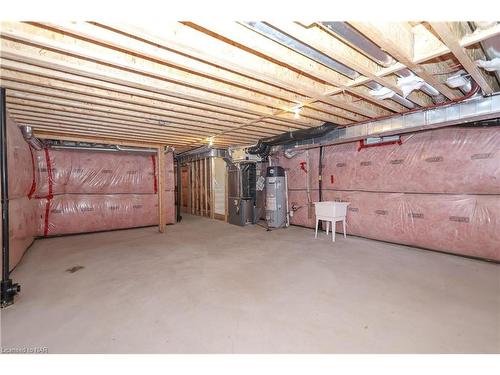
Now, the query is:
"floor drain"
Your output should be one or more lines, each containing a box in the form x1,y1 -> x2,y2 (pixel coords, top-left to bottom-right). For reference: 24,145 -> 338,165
65,266 -> 84,273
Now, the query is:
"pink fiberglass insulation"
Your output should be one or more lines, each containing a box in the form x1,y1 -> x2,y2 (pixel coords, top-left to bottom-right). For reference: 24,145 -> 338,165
1,114 -> 37,270
322,191 -> 500,261
6,114 -> 36,199
33,149 -> 176,233
321,126 -> 500,194
274,126 -> 500,260
273,148 -> 320,190
0,198 -> 37,272
35,149 -> 158,196
35,194 -> 159,237
288,190 -> 319,228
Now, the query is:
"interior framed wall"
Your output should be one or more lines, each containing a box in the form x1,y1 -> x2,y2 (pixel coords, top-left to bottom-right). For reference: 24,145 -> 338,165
180,157 -> 227,220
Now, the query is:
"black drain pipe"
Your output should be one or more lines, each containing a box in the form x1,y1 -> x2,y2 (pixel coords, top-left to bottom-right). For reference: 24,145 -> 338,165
1,87 -> 21,308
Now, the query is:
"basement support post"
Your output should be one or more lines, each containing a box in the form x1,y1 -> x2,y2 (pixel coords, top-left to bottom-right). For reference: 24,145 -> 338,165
176,158 -> 182,223
210,158 -> 215,220
158,146 -> 166,233
1,87 -> 21,308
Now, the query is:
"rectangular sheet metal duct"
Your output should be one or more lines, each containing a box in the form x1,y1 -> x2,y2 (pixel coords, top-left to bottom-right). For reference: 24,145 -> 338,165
242,22 -> 360,80
283,94 -> 500,149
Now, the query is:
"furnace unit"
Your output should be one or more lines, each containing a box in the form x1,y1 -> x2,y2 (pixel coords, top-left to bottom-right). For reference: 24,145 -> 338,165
227,162 -> 258,226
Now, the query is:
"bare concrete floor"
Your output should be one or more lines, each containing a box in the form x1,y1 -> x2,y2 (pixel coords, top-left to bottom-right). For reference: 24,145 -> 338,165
1,214 -> 499,353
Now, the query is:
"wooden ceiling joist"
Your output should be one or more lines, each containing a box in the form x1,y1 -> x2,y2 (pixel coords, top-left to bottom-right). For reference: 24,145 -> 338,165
1,21 -> 499,150
95,22 -> 370,123
0,58 -> 267,123
7,106 -> 267,142
429,22 -> 496,95
0,40 -> 320,129
36,22 -> 313,106
0,24 -> 302,117
412,22 -> 500,63
185,21 -> 383,118
1,77 -> 270,134
269,21 -> 430,108
349,22 -> 461,100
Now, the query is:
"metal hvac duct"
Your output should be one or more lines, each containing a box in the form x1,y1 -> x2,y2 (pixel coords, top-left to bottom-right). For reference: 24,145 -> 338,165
176,146 -> 228,164
20,125 -> 44,150
319,22 -> 395,67
319,22 -> 443,101
284,89 -> 499,150
45,141 -> 157,154
242,22 -> 360,80
115,145 -> 158,154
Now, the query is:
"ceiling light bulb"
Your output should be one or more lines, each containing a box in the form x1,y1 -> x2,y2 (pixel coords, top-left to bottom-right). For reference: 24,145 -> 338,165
293,107 -> 302,119
207,137 -> 214,146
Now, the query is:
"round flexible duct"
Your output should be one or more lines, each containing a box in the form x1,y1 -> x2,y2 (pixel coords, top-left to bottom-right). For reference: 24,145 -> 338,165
247,122 -> 338,158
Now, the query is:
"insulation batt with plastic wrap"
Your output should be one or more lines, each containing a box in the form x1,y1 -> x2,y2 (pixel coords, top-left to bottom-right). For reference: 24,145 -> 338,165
2,113 -> 176,270
272,126 -> 500,261
35,194 -> 160,236
0,114 -> 37,271
34,148 -> 176,237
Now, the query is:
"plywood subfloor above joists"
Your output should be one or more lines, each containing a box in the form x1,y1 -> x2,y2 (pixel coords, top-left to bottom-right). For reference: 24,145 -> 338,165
1,21 -> 499,150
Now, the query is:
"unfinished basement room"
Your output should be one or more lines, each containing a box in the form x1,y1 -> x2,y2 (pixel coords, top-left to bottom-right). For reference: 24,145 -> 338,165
0,12 -> 499,362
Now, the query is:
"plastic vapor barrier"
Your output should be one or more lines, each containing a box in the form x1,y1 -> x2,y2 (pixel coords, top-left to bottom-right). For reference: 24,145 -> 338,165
34,147 -> 176,236
274,148 -> 320,190
7,115 -> 36,199
321,127 -> 500,194
273,126 -> 500,261
2,115 -> 37,271
35,149 -> 158,196
288,190 -> 319,228
0,198 -> 37,271
36,194 -> 159,237
323,190 -> 500,261
3,112 -> 177,269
